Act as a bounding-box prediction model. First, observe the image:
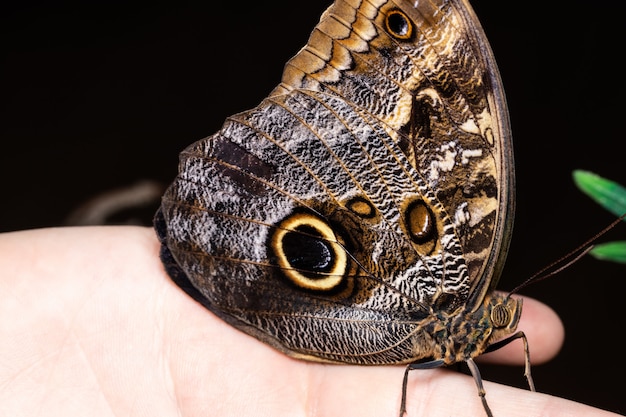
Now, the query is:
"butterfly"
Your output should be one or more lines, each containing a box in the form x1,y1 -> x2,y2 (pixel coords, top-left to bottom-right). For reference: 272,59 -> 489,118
154,0 -> 533,415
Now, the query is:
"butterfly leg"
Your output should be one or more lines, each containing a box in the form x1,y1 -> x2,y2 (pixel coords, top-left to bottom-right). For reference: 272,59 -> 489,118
400,358 -> 497,417
466,358 -> 494,417
399,359 -> 444,417
484,331 -> 535,391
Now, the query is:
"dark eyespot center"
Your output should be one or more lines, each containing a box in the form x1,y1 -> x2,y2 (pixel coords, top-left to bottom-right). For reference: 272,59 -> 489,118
282,226 -> 333,274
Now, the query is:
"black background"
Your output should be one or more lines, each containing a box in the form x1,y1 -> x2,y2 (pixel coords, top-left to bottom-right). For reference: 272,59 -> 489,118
2,1 -> 625,414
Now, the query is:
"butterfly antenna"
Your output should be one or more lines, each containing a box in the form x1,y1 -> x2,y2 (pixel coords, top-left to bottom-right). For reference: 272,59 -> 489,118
508,213 -> 626,296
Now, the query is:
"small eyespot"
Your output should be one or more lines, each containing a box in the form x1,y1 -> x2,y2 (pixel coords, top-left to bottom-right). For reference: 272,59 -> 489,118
385,9 -> 413,40
346,196 -> 377,219
405,200 -> 436,244
270,212 -> 347,292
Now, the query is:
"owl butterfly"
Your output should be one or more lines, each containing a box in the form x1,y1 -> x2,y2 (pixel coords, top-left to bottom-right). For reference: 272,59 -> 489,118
155,0 -> 530,416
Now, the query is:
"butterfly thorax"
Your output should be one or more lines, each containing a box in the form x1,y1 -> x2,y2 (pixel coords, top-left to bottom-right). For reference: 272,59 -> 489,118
427,291 -> 522,365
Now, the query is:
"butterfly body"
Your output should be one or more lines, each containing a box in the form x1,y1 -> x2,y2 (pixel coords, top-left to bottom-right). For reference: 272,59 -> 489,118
156,0 -> 518,412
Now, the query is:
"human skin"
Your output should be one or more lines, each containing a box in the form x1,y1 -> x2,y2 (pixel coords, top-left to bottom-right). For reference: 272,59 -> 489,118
0,226 -> 618,416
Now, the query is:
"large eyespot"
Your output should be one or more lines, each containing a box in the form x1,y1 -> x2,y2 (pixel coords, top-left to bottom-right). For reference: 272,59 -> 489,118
270,212 -> 347,292
385,9 -> 413,40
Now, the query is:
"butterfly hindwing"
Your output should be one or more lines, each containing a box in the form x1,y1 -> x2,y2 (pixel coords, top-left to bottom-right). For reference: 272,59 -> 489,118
156,0 -> 515,367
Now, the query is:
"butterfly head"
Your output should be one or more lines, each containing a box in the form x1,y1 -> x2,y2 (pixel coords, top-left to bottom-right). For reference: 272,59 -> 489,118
484,291 -> 522,346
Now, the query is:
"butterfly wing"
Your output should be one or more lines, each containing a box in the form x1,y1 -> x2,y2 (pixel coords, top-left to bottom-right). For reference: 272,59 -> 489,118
156,0 -> 514,365
274,0 -> 514,302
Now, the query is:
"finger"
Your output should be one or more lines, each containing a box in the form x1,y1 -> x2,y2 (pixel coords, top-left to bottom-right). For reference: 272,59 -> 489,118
477,295 -> 564,365
310,364 -> 620,417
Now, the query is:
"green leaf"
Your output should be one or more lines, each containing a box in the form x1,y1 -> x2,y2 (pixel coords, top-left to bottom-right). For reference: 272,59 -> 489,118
572,170 -> 626,219
589,241 -> 626,263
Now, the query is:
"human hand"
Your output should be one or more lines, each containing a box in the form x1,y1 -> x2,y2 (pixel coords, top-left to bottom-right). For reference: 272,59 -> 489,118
0,226 -> 618,416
